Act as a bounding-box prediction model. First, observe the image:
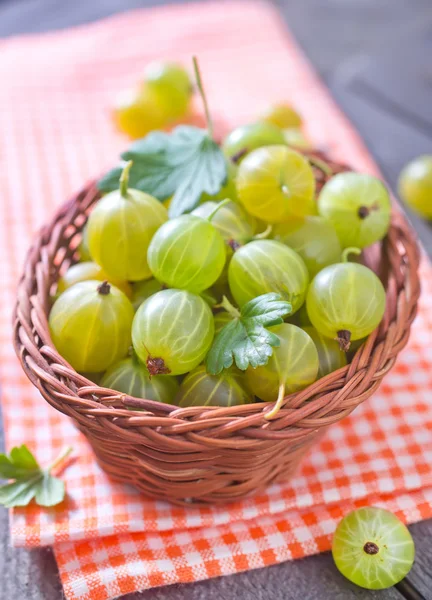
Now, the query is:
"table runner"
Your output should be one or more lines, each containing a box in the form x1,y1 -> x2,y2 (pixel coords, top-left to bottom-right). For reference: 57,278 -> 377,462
0,1 -> 431,598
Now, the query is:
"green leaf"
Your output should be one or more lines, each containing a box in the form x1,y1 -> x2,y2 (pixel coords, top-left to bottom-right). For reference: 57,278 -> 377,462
0,444 -> 40,480
10,444 -> 39,471
0,445 -> 72,508
206,293 -> 292,375
98,126 -> 227,217
0,476 -> 41,508
34,474 -> 65,507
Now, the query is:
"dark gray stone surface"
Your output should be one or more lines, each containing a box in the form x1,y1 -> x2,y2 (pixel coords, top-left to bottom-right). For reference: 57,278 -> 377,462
1,0 -> 432,599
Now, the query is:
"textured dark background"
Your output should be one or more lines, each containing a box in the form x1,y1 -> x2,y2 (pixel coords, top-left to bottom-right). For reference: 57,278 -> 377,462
1,1 -> 432,599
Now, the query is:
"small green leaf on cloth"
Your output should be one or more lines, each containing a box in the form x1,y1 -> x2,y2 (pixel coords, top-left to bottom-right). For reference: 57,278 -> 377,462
206,293 -> 292,375
0,445 -> 72,509
98,126 -> 227,217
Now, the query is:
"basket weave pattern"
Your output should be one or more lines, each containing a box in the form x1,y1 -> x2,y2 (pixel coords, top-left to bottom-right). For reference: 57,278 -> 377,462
13,169 -> 421,505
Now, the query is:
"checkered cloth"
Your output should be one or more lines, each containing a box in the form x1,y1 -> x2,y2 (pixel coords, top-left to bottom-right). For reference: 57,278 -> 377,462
1,2 -> 432,599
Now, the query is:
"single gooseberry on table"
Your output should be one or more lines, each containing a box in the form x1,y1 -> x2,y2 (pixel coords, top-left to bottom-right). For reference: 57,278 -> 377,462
142,61 -> 193,121
398,154 -> 432,219
332,507 -> 415,590
112,88 -> 166,139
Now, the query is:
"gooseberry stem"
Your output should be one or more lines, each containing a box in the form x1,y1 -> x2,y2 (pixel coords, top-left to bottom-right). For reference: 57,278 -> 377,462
254,224 -> 273,240
207,198 -> 231,222
264,382 -> 286,420
308,154 -> 333,177
221,295 -> 241,319
341,247 -> 361,263
120,160 -> 133,198
193,56 -> 213,139
97,281 -> 111,295
337,329 -> 352,352
47,446 -> 73,474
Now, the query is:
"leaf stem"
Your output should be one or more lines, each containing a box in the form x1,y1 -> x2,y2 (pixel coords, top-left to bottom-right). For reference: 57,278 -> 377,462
47,446 -> 73,474
342,247 -> 361,263
119,160 -> 133,198
264,382 -> 286,420
193,56 -> 214,139
221,295 -> 241,319
254,224 -> 273,240
207,198 -> 231,222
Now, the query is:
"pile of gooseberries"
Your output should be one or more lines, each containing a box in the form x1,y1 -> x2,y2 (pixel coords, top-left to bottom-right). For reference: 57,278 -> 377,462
49,60 -> 391,422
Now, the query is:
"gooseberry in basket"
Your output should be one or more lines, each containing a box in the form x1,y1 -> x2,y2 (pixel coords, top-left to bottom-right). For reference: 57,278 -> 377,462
131,278 -> 164,311
332,507 -> 415,590
147,210 -> 226,294
318,172 -> 391,249
87,161 -> 167,281
259,103 -> 303,129
49,281 -> 134,373
77,223 -> 91,262
273,215 -> 342,278
132,289 -> 214,376
236,145 -> 316,222
192,200 -> 257,248
228,239 -> 309,314
176,364 -> 253,408
222,121 -> 286,163
283,127 -> 313,151
306,249 -> 386,351
245,323 -> 319,420
100,354 -> 179,404
302,326 -> 347,379
57,261 -> 132,298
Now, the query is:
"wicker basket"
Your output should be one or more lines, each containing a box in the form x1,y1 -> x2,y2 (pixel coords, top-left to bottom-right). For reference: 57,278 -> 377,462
13,162 -> 421,505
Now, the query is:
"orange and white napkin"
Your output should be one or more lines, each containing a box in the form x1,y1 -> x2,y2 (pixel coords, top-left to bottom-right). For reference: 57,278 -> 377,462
0,2 -> 431,599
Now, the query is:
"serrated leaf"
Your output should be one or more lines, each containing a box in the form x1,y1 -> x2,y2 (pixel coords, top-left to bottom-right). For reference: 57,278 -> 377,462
0,445 -> 71,508
241,293 -> 295,326
206,293 -> 292,375
35,474 -> 65,507
98,126 -> 227,217
0,444 -> 40,480
0,476 -> 41,508
10,444 -> 39,471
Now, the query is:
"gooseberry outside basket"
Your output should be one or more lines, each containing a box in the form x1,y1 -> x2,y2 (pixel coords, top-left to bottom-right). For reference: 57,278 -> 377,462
13,157 -> 421,505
